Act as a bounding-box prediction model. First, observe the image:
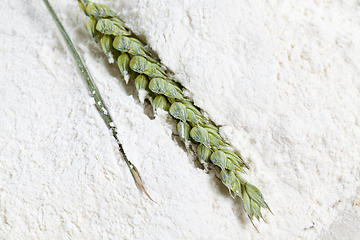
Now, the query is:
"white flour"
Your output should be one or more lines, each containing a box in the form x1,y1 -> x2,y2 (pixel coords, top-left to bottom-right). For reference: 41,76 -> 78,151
1,0 -> 360,239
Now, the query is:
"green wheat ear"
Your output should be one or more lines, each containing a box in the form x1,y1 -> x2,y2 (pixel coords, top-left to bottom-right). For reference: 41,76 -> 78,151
78,0 -> 272,229
43,0 -> 154,202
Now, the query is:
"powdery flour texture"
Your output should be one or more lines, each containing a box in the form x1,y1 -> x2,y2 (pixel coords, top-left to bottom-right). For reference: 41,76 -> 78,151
1,0 -> 360,239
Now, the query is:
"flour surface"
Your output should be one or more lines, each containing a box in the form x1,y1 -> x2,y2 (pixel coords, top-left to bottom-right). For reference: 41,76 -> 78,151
1,0 -> 360,239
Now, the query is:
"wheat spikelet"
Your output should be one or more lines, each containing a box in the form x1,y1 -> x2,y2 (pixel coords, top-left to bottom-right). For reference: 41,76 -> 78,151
78,0 -> 271,228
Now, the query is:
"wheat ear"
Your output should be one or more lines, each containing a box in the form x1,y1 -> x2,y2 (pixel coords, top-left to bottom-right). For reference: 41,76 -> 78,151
42,0 -> 154,202
78,0 -> 271,228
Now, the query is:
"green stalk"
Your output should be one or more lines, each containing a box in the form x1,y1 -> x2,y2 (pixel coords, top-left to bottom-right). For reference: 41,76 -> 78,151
42,0 -> 153,201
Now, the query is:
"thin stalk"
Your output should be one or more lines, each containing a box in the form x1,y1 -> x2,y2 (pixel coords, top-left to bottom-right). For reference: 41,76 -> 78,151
42,0 -> 153,201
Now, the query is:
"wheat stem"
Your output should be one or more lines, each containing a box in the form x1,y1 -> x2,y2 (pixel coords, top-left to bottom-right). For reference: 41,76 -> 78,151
42,0 -> 153,201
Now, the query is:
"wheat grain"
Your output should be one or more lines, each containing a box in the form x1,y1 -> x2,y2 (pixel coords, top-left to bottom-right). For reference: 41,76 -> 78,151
78,0 -> 271,228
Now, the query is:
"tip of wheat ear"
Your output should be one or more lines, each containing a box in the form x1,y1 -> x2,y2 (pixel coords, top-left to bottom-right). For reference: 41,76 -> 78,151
79,0 -> 271,229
